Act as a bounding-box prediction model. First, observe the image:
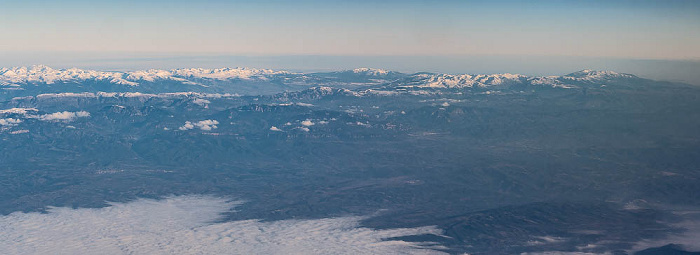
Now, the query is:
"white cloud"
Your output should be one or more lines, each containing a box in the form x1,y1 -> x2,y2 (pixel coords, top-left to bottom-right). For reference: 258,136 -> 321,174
301,120 -> 314,126
0,118 -> 21,126
525,236 -> 567,246
179,121 -> 195,130
1,109 -> 90,123
295,102 -> 314,107
355,122 -> 371,127
180,120 -> 219,131
192,98 -> 211,107
35,111 -> 90,122
0,196 -> 445,255
196,120 -> 219,130
269,126 -> 282,131
9,129 -> 29,134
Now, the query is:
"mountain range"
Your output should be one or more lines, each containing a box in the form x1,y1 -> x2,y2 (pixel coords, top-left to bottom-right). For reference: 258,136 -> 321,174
0,66 -> 650,99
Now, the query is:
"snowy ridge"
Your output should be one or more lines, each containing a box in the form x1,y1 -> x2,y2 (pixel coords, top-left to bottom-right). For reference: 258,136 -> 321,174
411,73 -> 528,88
398,70 -> 638,89
0,65 -> 136,86
0,66 -> 293,86
528,76 -> 575,88
12,92 -> 240,101
172,67 -> 291,80
0,66 -> 640,92
125,69 -> 176,82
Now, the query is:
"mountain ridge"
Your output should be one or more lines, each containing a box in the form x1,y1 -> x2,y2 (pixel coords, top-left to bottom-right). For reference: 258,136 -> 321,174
0,65 -> 659,101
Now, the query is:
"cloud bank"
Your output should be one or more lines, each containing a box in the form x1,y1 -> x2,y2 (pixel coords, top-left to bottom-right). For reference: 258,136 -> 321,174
0,195 -> 445,255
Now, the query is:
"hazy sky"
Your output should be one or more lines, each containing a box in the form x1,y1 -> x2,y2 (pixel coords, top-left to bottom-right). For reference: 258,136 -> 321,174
1,0 -> 699,59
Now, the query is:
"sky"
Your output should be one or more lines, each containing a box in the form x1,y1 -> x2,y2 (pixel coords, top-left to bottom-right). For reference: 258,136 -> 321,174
0,0 -> 699,82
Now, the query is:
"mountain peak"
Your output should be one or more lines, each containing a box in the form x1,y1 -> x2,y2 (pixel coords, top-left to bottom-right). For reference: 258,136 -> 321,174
171,67 -> 291,80
565,69 -> 636,80
352,68 -> 391,76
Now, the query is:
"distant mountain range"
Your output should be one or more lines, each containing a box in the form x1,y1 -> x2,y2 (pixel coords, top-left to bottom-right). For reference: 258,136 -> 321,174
1,66 -> 657,101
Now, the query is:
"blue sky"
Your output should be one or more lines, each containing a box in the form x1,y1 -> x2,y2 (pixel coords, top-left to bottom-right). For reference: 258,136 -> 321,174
1,0 -> 698,59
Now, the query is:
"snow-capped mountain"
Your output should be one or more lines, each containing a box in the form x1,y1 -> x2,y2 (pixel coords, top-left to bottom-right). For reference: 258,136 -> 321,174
0,65 -> 294,86
0,65 -> 640,87
0,65 -> 315,98
562,69 -> 637,81
170,67 -> 291,81
0,65 -> 650,102
389,70 -> 640,90
0,65 -> 136,86
351,68 -> 392,76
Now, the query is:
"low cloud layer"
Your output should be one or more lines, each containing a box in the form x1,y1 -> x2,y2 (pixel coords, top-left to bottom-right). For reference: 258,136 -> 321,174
0,195 -> 445,255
